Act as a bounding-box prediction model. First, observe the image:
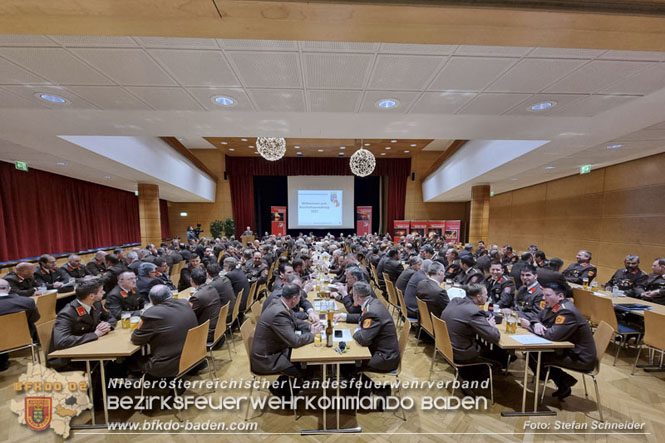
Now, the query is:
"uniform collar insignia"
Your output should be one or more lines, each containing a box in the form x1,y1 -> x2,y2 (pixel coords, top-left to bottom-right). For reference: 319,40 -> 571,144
581,263 -> 588,267
75,305 -> 87,317
552,303 -> 561,312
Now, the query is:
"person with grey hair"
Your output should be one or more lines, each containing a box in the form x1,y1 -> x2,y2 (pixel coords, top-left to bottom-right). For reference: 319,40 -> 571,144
639,258 -> 665,304
136,262 -> 158,300
396,255 -> 422,293
130,284 -> 198,378
126,251 -> 141,274
562,250 -> 597,284
106,271 -> 144,319
224,256 -> 251,312
404,259 -> 432,315
416,261 -> 450,319
86,250 -> 108,276
605,255 -> 648,297
336,281 -> 400,372
60,254 -> 89,280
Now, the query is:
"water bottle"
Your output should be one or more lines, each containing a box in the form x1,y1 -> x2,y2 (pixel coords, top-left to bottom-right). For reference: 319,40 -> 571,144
40,283 -> 47,294
612,286 -> 619,299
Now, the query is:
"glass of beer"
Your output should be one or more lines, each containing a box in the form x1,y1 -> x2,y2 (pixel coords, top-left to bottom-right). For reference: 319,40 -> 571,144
121,313 -> 131,329
582,277 -> 589,290
130,316 -> 140,331
506,314 -> 517,334
314,333 -> 322,347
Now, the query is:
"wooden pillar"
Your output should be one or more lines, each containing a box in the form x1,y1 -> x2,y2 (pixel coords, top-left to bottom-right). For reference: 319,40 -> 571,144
138,184 -> 162,247
469,185 -> 490,245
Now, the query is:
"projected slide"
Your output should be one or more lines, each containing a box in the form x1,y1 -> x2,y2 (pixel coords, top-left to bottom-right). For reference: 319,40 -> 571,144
297,190 -> 343,226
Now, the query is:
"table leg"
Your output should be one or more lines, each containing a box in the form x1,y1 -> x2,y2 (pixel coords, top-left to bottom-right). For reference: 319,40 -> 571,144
522,351 -> 529,412
533,351 -> 541,411
71,360 -> 109,429
323,363 -> 327,431
100,360 -> 109,425
336,363 -> 340,430
87,361 -> 95,425
501,350 -> 556,417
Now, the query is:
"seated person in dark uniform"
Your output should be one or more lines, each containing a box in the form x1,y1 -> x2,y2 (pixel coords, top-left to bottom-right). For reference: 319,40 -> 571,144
130,285 -> 199,378
512,265 -> 543,321
454,255 -> 484,285
189,269 -> 221,342
86,251 -> 107,276
416,261 -> 450,319
520,283 -> 596,399
206,263 -> 236,322
444,248 -> 462,281
485,261 -> 515,309
441,284 -> 509,381
244,251 -> 268,285
250,283 -> 323,396
5,262 -> 41,297
263,275 -> 318,322
34,254 -> 71,292
475,249 -> 491,273
127,251 -> 143,275
49,280 -> 116,370
332,266 -> 368,317
501,245 -> 518,266
335,282 -> 400,373
107,271 -> 144,320
420,245 -> 435,260
396,256 -> 422,294
536,257 -> 571,296
639,257 -> 665,305
534,251 -> 548,268
562,250 -> 597,284
101,254 -> 127,294
153,258 -> 176,290
509,252 -> 533,290
137,262 -> 158,300
405,259 -> 432,317
178,255 -> 204,292
60,254 -> 89,280
223,257 -> 251,312
605,254 -> 648,298
0,279 -> 40,371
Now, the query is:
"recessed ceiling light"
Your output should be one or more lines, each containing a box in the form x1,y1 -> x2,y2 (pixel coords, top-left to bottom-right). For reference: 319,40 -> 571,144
317,149 -> 324,152
294,145 -> 301,149
391,140 -> 397,143
229,148 -> 235,151
381,153 -> 386,156
530,101 -> 556,111
241,138 -> 248,142
544,166 -> 555,169
607,144 -> 623,149
404,150 -> 410,153
180,212 -> 188,217
376,99 -> 399,109
254,151 -> 260,154
410,144 -> 417,147
221,141 -> 228,145
56,161 -> 68,166
248,145 -> 254,149
296,152 -> 303,156
340,146 -> 346,150
38,93 -> 67,104
337,152 -> 344,157
364,143 -> 370,146
212,96 -> 235,106
385,147 -> 391,150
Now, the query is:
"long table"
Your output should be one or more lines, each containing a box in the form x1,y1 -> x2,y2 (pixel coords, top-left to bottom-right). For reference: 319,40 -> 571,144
571,283 -> 665,316
48,327 -> 141,428
291,298 -> 371,434
497,326 -> 573,417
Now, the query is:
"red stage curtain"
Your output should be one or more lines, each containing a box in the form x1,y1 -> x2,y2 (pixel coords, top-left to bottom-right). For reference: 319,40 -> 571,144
159,199 -> 170,240
0,161 -> 141,262
226,156 -> 410,236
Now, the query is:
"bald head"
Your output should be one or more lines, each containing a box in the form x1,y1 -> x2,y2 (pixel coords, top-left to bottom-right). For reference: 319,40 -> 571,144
16,262 -> 35,278
0,278 -> 10,293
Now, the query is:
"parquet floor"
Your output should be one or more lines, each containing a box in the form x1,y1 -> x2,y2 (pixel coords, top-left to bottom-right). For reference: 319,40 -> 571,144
1,320 -> 663,442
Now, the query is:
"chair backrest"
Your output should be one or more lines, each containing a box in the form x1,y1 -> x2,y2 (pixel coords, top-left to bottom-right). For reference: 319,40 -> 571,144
177,320 -> 210,376
0,311 -> 33,352
385,278 -> 398,308
178,286 -> 194,299
251,301 -> 262,324
256,283 -> 266,300
417,298 -> 434,336
431,315 -> 455,364
447,287 -> 467,300
36,320 -> 55,365
644,310 -> 665,351
212,302 -> 230,344
382,271 -> 391,285
245,281 -> 258,311
170,261 -> 183,278
572,288 -> 595,321
240,319 -> 255,356
35,291 -> 58,325
231,288 -> 243,323
396,320 -> 411,373
593,321 -> 615,374
396,288 -> 409,320
589,295 -> 618,331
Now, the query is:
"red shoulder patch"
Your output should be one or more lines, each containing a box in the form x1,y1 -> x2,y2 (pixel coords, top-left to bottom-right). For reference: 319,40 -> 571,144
504,287 -> 512,294
552,304 -> 560,312
75,306 -> 86,317
539,300 -> 546,309
582,263 -> 588,267
120,290 -> 128,298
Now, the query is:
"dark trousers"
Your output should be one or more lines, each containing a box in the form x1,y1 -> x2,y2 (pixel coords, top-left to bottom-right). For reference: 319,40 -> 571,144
455,344 -> 510,382
528,351 -> 594,389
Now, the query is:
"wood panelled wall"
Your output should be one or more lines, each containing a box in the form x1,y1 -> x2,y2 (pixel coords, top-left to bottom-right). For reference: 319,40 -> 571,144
406,151 -> 470,222
168,150 -> 232,241
488,152 -> 665,283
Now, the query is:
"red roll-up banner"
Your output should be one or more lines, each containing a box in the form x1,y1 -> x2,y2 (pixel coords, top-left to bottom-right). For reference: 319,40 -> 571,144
410,220 -> 428,238
444,220 -> 461,244
427,220 -> 446,239
356,206 -> 372,236
393,220 -> 410,241
271,206 -> 287,237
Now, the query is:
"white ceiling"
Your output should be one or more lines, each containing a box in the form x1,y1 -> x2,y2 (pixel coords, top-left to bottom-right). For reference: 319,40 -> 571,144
0,35 -> 663,201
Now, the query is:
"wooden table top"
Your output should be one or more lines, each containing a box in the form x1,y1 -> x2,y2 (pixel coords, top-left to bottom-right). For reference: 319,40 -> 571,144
31,289 -> 76,301
571,283 -> 665,316
48,327 -> 141,359
497,325 -> 574,351
291,322 -> 371,364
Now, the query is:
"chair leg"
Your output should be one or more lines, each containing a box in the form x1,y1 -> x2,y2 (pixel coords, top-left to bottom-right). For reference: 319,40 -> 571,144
287,377 -> 297,419
428,350 -> 437,380
593,375 -> 603,422
173,386 -> 184,422
631,346 -> 643,375
451,369 -> 458,397
487,364 -> 494,405
395,376 -> 407,421
541,367 -> 551,402
227,336 -> 233,361
614,334 -> 626,366
227,326 -> 237,353
416,327 -> 421,346
582,374 -> 588,397
245,376 -> 255,421
208,354 -> 217,383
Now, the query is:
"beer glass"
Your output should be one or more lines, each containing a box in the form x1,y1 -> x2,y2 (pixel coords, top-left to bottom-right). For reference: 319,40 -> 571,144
121,313 -> 131,329
130,316 -> 140,331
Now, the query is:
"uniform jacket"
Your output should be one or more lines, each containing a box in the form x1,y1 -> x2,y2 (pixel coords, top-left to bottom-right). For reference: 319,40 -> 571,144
189,284 -> 222,342
416,277 -> 450,319
537,267 -> 572,296
563,262 -> 597,284
60,263 -> 89,280
4,272 -> 36,297
514,282 -> 544,321
444,260 -> 462,281
484,275 -> 515,309
131,298 -> 198,377
352,297 -> 400,372
106,285 -> 144,319
102,264 -> 128,294
404,269 -> 427,315
85,260 -> 106,276
643,273 -> 665,304
226,268 -> 251,312
250,299 -> 313,374
209,276 -> 236,322
0,294 -> 40,337
455,267 -> 484,286
606,268 -> 648,298
395,266 -> 417,293
441,296 -> 501,361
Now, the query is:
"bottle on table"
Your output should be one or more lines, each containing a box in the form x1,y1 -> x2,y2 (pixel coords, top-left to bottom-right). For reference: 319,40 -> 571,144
326,309 -> 334,347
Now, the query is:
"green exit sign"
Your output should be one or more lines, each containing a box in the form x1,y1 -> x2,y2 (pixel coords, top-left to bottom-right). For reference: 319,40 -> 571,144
15,161 -> 28,171
580,165 -> 591,175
